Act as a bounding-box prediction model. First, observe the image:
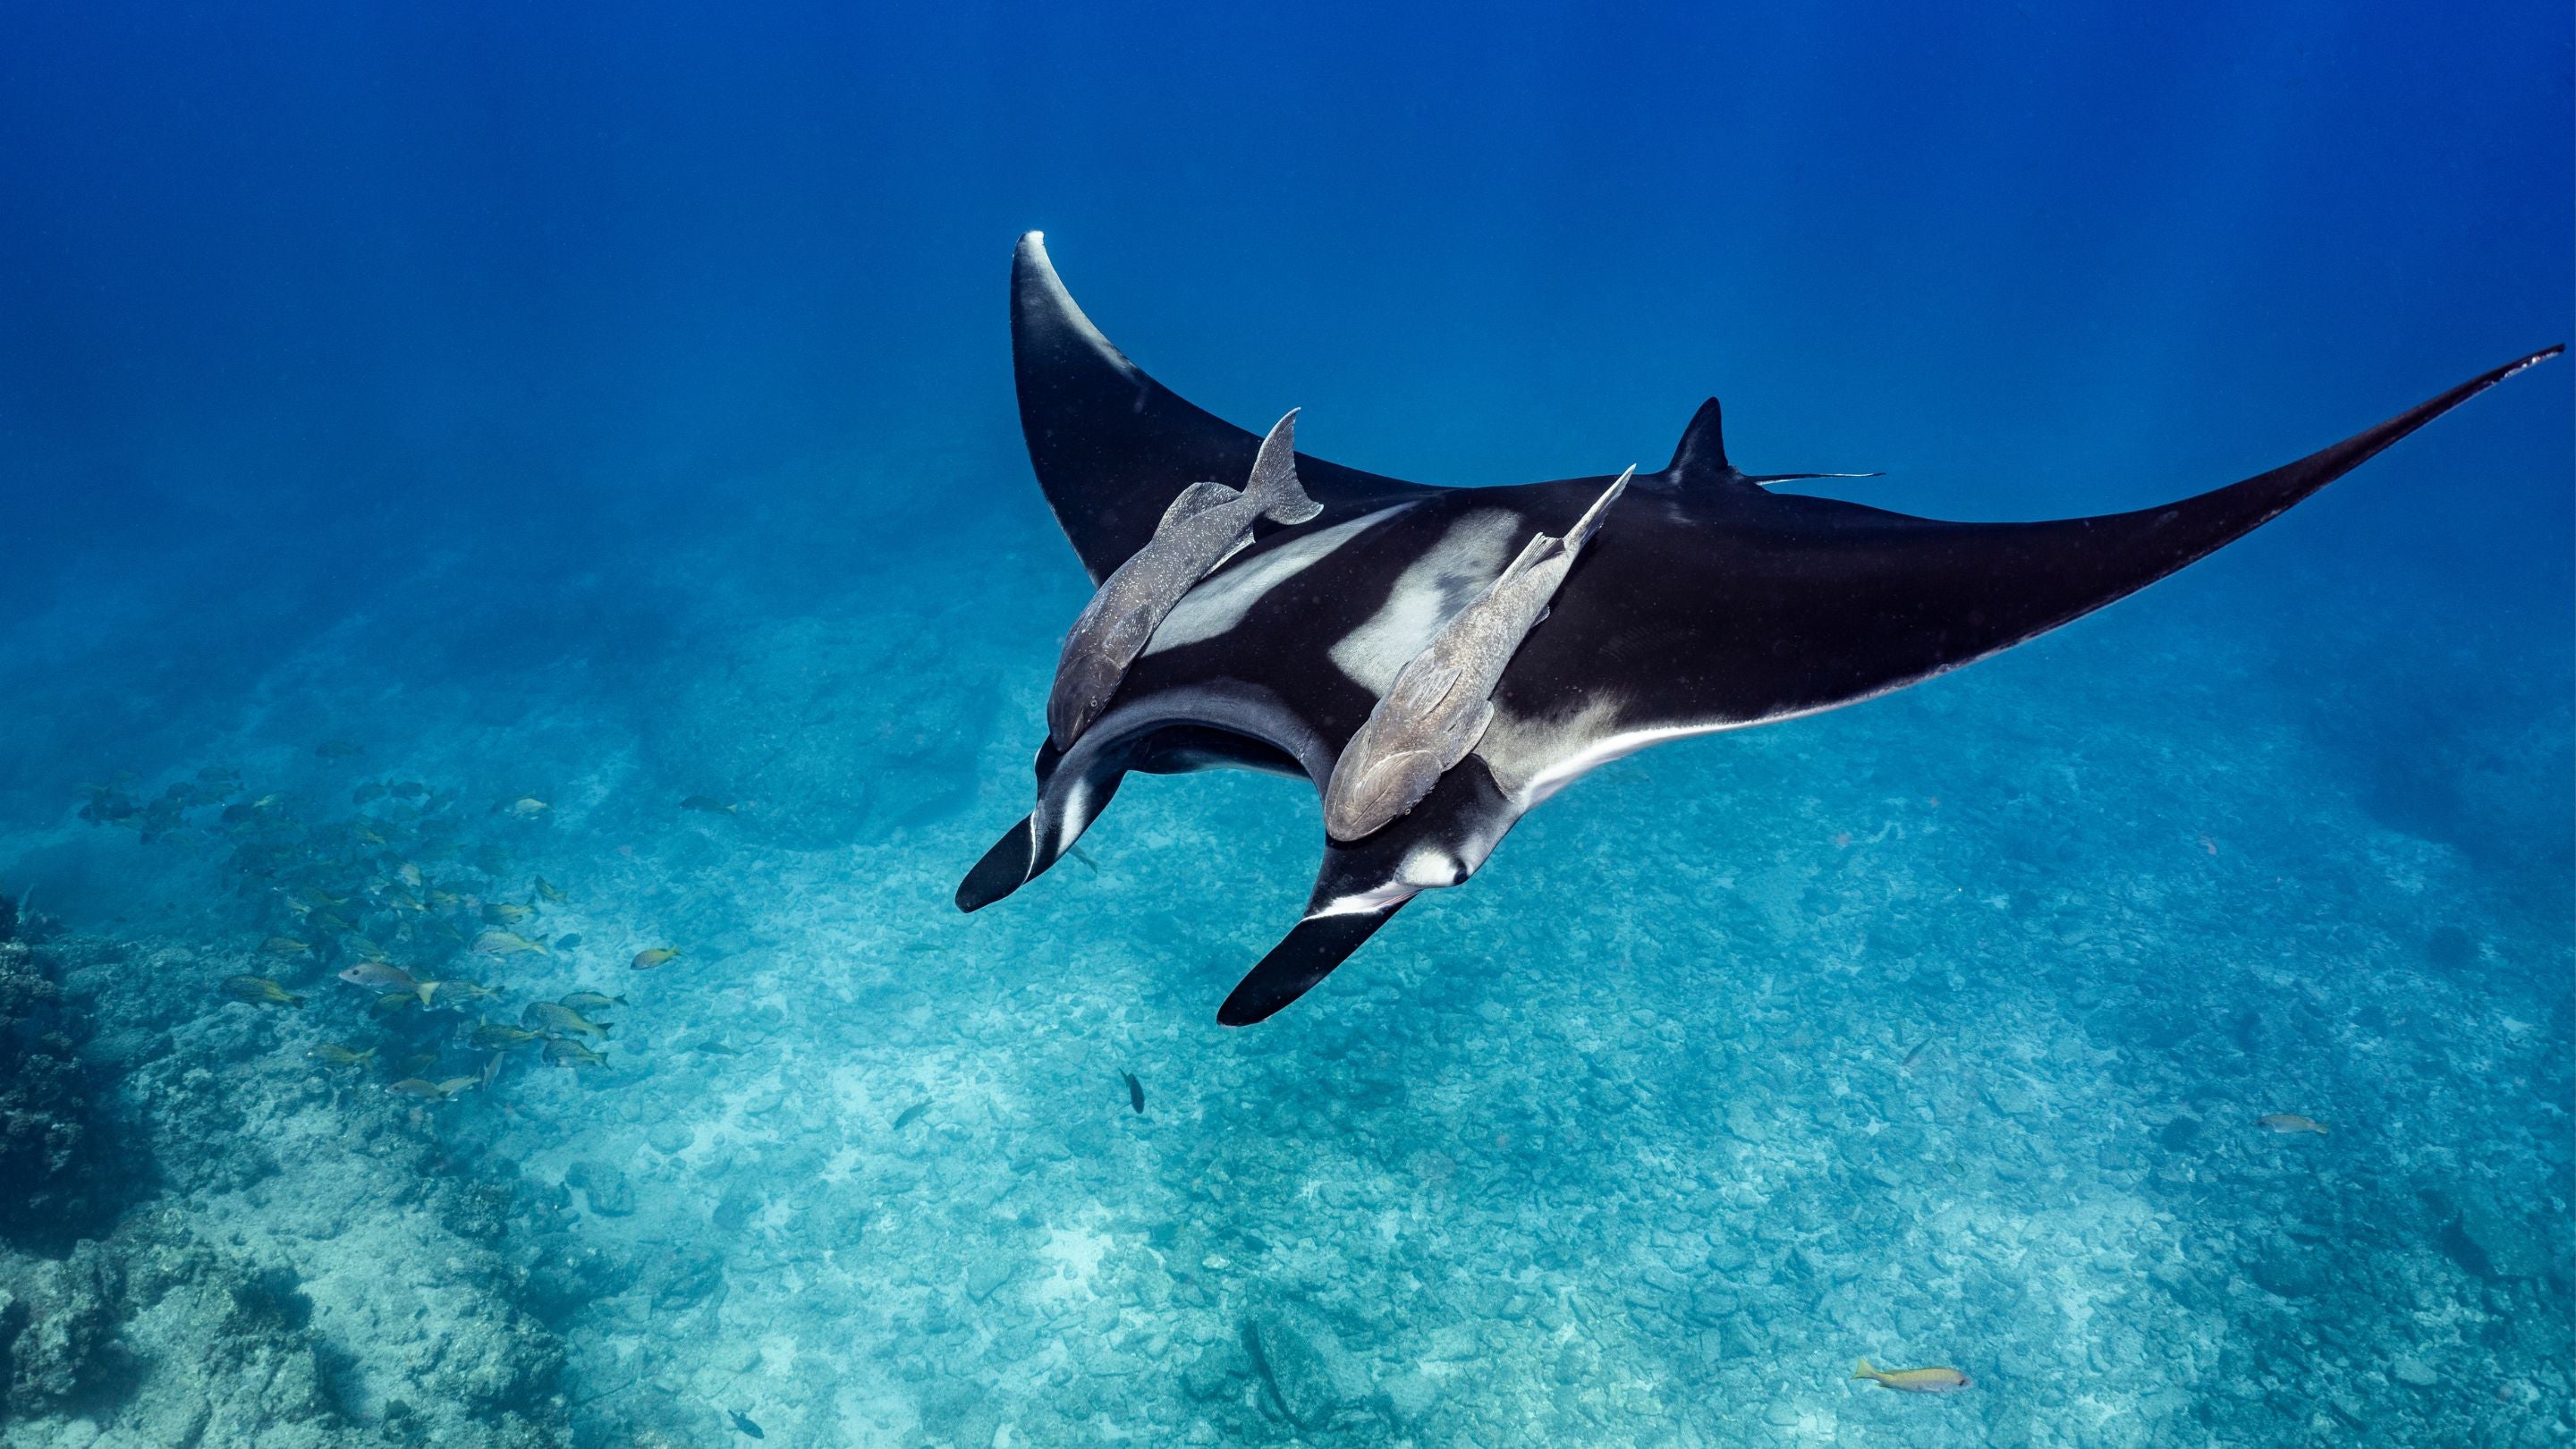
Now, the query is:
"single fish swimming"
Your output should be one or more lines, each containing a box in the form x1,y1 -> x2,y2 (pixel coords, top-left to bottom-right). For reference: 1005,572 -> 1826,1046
2257,1113 -> 2329,1135
473,928 -> 548,958
958,232 -> 2561,1025
1853,1358 -> 1972,1393
221,974 -> 305,1008
339,962 -> 436,1004
544,1038 -> 607,1068
523,1001 -> 610,1038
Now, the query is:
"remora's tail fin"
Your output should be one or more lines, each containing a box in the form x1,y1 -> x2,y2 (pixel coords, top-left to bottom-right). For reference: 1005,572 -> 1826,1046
1493,467 -> 1632,594
1852,1360 -> 1877,1382
1245,410 -> 1323,524
1665,397 -> 1881,487
1563,467 -> 1635,551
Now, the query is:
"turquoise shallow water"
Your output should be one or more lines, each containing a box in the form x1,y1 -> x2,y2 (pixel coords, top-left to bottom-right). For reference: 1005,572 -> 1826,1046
0,4 -> 2570,1446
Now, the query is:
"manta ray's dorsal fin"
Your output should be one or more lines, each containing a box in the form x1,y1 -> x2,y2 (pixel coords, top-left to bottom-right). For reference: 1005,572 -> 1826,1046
1665,396 -> 1882,487
1665,398 -> 1734,483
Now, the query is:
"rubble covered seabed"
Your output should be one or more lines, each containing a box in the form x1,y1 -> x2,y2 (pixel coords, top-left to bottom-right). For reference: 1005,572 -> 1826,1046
0,568 -> 2568,1449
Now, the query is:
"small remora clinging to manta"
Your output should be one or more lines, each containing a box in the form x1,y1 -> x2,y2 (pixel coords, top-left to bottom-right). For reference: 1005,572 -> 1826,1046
957,231 -> 2561,1028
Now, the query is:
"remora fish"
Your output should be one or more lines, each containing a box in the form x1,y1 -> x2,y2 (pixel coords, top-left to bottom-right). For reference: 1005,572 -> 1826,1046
1324,467 -> 1631,842
1123,1071 -> 1144,1114
1046,410 -> 1321,747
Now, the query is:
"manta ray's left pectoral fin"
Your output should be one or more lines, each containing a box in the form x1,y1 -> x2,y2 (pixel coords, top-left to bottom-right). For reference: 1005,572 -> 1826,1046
1216,900 -> 1411,1027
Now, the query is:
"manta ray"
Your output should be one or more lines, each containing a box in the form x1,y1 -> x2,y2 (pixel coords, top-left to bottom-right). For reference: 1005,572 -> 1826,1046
957,232 -> 2557,1026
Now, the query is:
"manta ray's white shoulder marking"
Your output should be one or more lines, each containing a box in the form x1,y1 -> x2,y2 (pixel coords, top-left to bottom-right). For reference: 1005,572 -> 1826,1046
1478,705 -> 1745,809
1483,686 -> 1898,810
1145,504 -> 1406,657
1327,508 -> 1521,695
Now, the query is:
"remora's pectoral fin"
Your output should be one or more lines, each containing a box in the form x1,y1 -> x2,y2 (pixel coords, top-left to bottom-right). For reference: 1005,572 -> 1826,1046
1216,902 -> 1409,1027
955,817 -> 1036,911
1158,479 -> 1242,530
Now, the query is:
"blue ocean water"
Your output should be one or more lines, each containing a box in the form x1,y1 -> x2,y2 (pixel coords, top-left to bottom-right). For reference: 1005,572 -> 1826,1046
0,3 -> 2567,1445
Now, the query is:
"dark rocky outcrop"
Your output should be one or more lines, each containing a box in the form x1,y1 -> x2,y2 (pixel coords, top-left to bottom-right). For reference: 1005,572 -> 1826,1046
0,894 -> 119,1253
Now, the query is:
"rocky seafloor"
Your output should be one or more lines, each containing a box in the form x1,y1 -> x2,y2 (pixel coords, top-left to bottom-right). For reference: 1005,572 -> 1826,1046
1,563 -> 2570,1448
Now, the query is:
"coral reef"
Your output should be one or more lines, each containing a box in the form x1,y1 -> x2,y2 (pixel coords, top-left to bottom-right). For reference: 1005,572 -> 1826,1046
0,595 -> 2567,1449
0,895 -> 114,1254
0,931 -> 571,1448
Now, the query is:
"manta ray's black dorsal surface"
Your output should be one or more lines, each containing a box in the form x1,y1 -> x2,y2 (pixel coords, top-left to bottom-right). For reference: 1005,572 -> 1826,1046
958,231 -> 2560,1027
